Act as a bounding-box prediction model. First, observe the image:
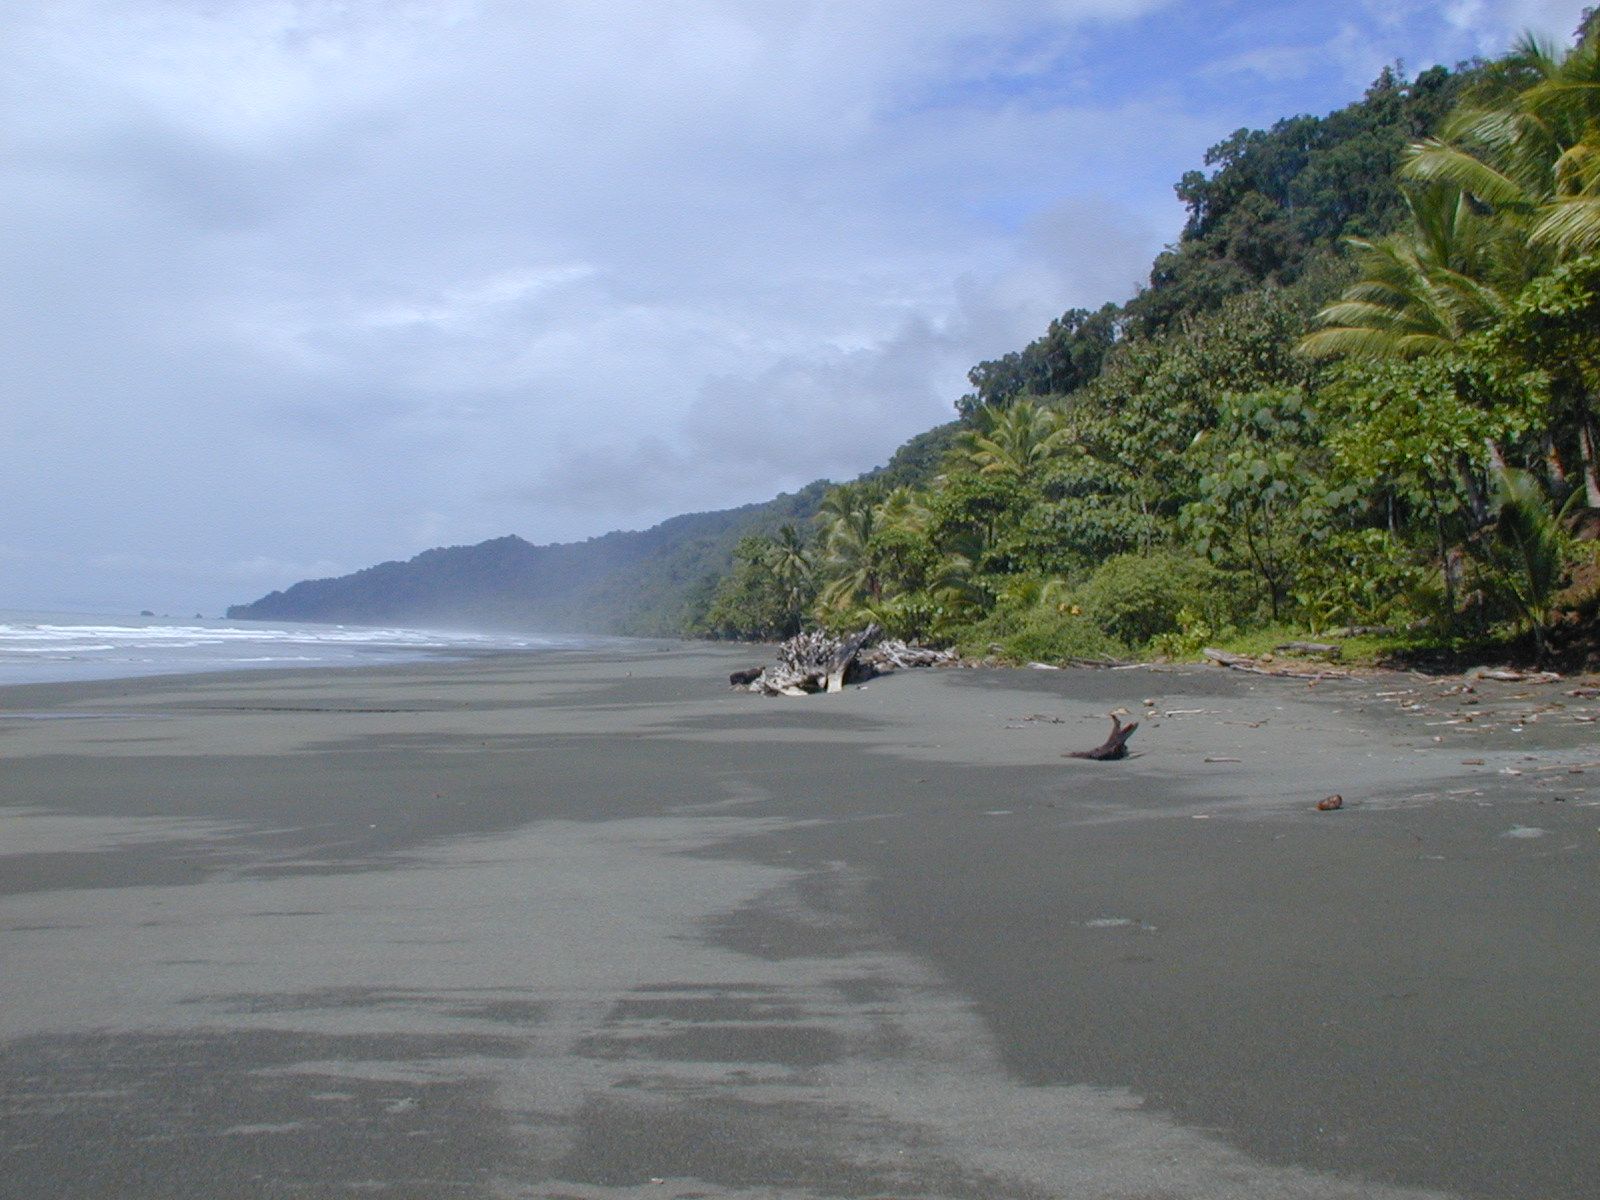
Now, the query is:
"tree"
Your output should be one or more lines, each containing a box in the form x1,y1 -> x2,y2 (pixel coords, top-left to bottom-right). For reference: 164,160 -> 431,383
1316,356 -> 1543,614
1128,63 -> 1472,336
1484,255 -> 1600,505
700,534 -> 814,640
953,399 -> 1073,482
958,305 -> 1119,416
1180,389 -> 1350,619
1404,28 -> 1600,258
1475,468 -> 1576,656
1073,288 -> 1313,521
1298,185 -> 1518,360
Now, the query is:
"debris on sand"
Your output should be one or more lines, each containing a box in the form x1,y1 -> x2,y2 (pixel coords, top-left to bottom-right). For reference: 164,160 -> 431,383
1470,667 -> 1562,684
1064,714 -> 1139,761
1203,647 -> 1349,680
739,626 -> 960,696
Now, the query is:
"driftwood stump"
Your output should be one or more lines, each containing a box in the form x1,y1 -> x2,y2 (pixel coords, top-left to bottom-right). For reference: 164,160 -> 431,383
1064,714 -> 1139,760
825,625 -> 879,693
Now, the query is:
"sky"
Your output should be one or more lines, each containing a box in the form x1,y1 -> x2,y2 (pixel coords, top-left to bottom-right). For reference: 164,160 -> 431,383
2,0 -> 1593,615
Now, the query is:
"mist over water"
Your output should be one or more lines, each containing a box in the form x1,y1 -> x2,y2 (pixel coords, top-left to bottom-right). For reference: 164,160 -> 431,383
0,610 -> 590,687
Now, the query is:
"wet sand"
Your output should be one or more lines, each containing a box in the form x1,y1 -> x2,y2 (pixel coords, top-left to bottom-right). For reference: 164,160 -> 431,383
1,645 -> 1597,1199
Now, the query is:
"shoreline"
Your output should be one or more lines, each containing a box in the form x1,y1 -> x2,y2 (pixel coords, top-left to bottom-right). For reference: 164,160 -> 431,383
0,608 -> 617,691
3,645 -> 1597,1197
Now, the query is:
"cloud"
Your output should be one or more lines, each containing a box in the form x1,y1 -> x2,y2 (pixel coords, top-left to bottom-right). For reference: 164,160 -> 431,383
1200,44 -> 1321,84
1352,0 -> 1590,55
9,0 -> 1576,614
1439,0 -> 1590,50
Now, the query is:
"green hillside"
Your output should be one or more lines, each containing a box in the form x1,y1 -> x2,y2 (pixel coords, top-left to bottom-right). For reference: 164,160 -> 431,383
234,29 -> 1600,665
697,32 -> 1600,667
227,483 -> 830,635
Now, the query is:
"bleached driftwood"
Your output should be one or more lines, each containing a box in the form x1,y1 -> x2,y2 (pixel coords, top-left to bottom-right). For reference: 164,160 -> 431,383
1203,647 -> 1350,680
861,640 -> 961,671
1469,666 -> 1562,684
744,628 -> 960,696
745,625 -> 879,695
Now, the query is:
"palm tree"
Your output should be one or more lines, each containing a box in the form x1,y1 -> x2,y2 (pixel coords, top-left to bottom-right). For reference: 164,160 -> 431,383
1298,185 -> 1517,361
924,532 -> 993,622
1481,468 -> 1574,657
954,398 -> 1073,482
814,484 -> 883,613
1403,31 -> 1600,258
1398,31 -> 1600,506
1299,185 -> 1525,523
766,524 -> 813,630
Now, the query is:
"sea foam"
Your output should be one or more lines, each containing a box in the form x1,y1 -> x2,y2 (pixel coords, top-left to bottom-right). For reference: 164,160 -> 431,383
0,610 -> 581,686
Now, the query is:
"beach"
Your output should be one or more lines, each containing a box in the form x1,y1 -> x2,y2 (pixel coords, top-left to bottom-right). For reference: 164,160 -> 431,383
2,644 -> 1597,1199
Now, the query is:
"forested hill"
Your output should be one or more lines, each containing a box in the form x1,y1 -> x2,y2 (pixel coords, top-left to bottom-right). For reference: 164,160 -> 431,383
230,63 -> 1477,640
228,417 -> 957,635
226,484 -> 830,635
696,24 -> 1600,666
234,30 -> 1600,660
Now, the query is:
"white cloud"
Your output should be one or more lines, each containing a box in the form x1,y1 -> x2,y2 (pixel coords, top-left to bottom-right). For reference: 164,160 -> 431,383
20,0 -> 1527,615
1355,0 -> 1590,54
1200,44 -> 1321,84
1443,0 -> 1589,48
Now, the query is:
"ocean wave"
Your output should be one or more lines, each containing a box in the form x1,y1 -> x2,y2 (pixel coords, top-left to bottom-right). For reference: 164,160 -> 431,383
0,612 -> 583,687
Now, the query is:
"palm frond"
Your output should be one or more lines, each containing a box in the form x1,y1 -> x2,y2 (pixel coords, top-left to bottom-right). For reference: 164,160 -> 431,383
1405,140 -> 1537,210
1530,195 -> 1600,253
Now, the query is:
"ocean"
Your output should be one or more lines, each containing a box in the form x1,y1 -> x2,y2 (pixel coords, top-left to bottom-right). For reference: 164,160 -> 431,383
0,610 -> 587,687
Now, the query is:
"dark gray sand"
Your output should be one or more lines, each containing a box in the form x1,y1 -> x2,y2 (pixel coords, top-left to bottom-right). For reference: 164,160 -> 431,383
2,646 -> 1597,1199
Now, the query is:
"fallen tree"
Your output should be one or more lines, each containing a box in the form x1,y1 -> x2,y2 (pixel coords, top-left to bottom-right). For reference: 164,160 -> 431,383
738,626 -> 960,696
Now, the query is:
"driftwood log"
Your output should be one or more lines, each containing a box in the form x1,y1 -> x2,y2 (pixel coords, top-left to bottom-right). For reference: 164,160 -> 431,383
862,641 -> 961,671
1275,641 -> 1342,660
1203,647 -> 1350,680
1470,667 -> 1562,683
743,627 -> 960,696
1064,714 -> 1139,760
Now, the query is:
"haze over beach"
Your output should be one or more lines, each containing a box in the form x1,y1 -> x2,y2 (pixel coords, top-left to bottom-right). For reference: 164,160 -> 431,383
1,0 -> 1590,616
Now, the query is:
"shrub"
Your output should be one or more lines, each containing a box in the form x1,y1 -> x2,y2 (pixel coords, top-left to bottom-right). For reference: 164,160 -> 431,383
960,606 -> 1126,663
1075,550 -> 1239,646
1292,528 -> 1423,632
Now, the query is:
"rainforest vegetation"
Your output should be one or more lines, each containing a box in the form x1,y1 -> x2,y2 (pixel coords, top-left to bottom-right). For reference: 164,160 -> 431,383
693,20 -> 1600,667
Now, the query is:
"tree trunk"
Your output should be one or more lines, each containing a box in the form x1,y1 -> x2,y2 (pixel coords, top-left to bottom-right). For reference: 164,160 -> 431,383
1458,454 -> 1490,526
1425,476 -> 1457,619
1577,393 -> 1600,508
1542,430 -> 1569,493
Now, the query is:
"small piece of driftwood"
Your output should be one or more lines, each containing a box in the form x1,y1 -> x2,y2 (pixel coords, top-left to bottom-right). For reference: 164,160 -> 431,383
729,667 -> 763,686
1064,714 -> 1139,761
